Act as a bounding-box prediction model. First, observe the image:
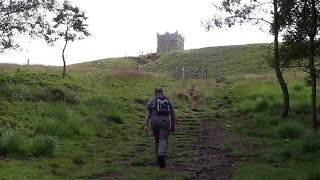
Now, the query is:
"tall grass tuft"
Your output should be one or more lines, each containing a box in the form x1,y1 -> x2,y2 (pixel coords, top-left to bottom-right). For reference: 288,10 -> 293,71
175,92 -> 189,102
0,131 -> 57,157
38,103 -> 69,121
29,135 -> 57,157
275,122 -> 304,139
0,131 -> 27,157
254,97 -> 269,112
302,132 -> 320,153
255,113 -> 280,127
37,119 -> 80,138
107,112 -> 124,124
293,84 -> 304,92
28,86 -> 79,104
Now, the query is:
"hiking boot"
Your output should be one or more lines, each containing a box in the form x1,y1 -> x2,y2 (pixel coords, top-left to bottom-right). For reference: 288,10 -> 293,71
158,155 -> 166,168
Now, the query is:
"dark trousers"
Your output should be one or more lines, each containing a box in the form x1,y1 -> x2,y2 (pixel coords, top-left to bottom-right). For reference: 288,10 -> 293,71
151,119 -> 170,159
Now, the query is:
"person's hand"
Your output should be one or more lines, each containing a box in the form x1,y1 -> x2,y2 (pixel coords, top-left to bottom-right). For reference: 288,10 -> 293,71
144,126 -> 149,134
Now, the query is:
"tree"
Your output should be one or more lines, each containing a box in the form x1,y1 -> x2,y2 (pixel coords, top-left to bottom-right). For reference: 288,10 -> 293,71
204,0 -> 290,118
280,0 -> 320,130
0,0 -> 57,53
51,0 -> 90,78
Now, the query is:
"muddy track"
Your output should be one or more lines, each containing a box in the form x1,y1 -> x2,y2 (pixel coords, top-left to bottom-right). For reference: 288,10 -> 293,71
193,120 -> 236,179
171,89 -> 236,180
192,87 -> 236,179
168,112 -> 236,180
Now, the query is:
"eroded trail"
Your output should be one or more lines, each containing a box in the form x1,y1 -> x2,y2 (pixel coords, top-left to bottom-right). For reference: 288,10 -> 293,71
106,85 -> 237,179
169,86 -> 236,179
194,120 -> 236,179
169,110 -> 236,179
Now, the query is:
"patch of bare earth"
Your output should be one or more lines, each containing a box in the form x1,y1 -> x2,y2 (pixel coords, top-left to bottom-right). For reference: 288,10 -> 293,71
193,120 -> 236,179
191,88 -> 236,179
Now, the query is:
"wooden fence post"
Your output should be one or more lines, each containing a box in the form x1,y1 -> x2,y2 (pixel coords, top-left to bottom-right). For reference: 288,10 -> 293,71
182,66 -> 185,80
205,65 -> 208,80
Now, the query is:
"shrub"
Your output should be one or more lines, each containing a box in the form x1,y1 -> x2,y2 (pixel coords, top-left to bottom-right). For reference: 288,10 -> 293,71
29,135 -> 57,157
302,132 -> 320,153
276,122 -> 304,139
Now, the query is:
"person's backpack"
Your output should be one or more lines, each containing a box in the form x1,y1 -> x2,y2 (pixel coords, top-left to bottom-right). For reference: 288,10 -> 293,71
156,95 -> 170,115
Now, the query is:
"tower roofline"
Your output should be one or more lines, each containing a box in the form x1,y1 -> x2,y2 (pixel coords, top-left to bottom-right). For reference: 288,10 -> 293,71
157,31 -> 184,41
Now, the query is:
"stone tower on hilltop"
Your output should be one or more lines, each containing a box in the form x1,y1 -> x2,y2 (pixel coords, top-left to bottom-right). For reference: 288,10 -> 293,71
157,31 -> 185,53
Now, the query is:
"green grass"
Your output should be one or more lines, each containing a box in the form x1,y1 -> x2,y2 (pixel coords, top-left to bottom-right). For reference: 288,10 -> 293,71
0,55 -> 319,179
275,121 -> 305,139
223,75 -> 320,179
142,44 -> 272,76
70,44 -> 272,77
0,131 -> 56,158
0,65 -> 213,179
70,57 -> 138,71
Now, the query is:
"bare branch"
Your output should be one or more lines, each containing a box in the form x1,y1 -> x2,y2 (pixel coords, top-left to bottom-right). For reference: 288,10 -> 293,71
246,17 -> 272,25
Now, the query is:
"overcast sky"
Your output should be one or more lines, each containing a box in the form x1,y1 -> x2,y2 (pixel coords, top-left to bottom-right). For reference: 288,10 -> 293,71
0,0 -> 273,66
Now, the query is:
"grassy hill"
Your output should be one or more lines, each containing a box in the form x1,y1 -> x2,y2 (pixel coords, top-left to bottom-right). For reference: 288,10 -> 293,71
71,44 -> 273,77
2,44 -> 320,179
142,44 -> 273,76
0,62 -> 319,179
70,57 -> 137,71
0,65 -> 221,179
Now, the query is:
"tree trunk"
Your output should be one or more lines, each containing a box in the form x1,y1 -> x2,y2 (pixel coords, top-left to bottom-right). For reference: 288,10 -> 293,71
309,39 -> 317,130
309,0 -> 318,130
274,0 -> 289,118
62,32 -> 68,78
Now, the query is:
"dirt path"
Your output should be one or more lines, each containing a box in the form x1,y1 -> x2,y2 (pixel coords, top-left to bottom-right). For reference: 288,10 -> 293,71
169,112 -> 236,180
193,120 -> 236,179
169,87 -> 236,179
191,86 -> 235,179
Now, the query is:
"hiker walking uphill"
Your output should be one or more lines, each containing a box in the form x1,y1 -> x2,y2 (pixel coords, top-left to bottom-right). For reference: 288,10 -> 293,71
144,87 -> 176,168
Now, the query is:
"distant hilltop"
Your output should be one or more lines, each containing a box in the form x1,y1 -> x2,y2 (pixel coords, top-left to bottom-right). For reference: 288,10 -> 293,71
157,31 -> 185,53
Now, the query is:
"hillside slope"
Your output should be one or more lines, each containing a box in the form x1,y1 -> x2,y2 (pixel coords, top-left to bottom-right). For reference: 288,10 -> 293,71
70,57 -> 137,71
0,65 -> 232,179
142,44 -> 272,76
0,64 -> 319,179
